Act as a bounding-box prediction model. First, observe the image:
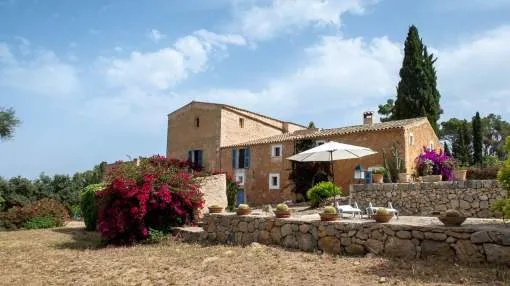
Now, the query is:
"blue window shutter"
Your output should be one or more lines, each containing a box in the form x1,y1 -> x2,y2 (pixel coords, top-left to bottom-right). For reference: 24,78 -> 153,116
198,150 -> 203,167
232,149 -> 237,169
245,148 -> 251,168
188,150 -> 192,162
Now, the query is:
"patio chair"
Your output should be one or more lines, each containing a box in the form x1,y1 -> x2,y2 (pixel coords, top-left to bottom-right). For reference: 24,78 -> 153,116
366,202 -> 399,219
334,200 -> 362,218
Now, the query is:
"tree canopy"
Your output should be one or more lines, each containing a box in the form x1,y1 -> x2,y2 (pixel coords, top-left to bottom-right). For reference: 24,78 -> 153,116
0,107 -> 21,141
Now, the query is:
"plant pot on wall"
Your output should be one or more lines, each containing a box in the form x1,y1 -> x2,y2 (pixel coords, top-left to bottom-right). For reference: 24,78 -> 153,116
373,213 -> 393,223
421,175 -> 442,182
398,173 -> 410,183
454,170 -> 467,181
208,205 -> 223,214
372,174 -> 384,184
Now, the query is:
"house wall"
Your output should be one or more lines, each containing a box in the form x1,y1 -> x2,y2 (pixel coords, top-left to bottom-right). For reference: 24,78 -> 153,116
404,121 -> 441,174
167,103 -> 222,170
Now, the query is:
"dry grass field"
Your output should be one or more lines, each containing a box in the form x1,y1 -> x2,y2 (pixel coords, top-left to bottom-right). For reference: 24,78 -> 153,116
0,221 -> 509,286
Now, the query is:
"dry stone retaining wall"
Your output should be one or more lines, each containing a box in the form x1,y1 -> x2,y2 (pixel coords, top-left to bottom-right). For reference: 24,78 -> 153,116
201,214 -> 510,265
351,180 -> 505,218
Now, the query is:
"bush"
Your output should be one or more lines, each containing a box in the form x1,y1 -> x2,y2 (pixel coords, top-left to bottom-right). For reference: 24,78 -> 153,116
491,137 -> 510,219
96,156 -> 204,245
70,205 -> 82,219
80,183 -> 104,231
0,198 -> 69,230
306,181 -> 342,207
415,147 -> 455,180
23,216 -> 57,229
466,166 -> 500,180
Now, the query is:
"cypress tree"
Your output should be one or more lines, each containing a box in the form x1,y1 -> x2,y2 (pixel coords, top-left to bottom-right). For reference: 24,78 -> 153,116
453,120 -> 472,166
444,142 -> 451,156
472,112 -> 483,166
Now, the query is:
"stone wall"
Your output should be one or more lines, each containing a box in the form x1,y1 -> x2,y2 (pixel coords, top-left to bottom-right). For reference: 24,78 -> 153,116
201,214 -> 510,265
351,180 -> 506,218
197,174 -> 227,216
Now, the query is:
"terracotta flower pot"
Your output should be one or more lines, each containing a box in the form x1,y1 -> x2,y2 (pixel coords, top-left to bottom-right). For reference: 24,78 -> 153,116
373,214 -> 393,223
319,213 -> 338,221
372,173 -> 384,184
208,206 -> 223,214
454,170 -> 467,181
398,173 -> 410,183
275,210 -> 291,218
236,208 -> 251,216
421,175 -> 442,182
438,216 -> 466,226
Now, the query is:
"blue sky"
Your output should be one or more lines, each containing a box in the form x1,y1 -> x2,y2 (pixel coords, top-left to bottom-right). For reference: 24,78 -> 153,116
1,0 -> 510,178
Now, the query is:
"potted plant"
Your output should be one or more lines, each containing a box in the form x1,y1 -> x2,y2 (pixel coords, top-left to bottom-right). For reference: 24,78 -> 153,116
416,147 -> 455,182
319,206 -> 339,221
398,167 -> 410,183
438,209 -> 466,226
454,161 -> 468,181
236,204 -> 251,215
208,204 -> 223,214
372,207 -> 393,223
274,203 -> 291,218
372,168 -> 385,184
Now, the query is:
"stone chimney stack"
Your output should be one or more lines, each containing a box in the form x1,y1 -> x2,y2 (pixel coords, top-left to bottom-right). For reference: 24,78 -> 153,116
363,111 -> 374,126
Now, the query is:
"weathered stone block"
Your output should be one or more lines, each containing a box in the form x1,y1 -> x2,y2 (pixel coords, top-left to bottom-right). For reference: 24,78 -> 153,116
396,231 -> 411,239
454,240 -> 484,263
365,239 -> 384,254
298,233 -> 315,252
424,232 -> 447,241
281,224 -> 293,237
238,221 -> 248,232
345,244 -> 365,255
484,244 -> 510,265
318,236 -> 341,254
421,240 -> 454,259
384,237 -> 416,258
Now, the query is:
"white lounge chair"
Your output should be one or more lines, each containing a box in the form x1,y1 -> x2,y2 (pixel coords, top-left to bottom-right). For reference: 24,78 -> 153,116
366,202 -> 399,219
335,201 -> 362,218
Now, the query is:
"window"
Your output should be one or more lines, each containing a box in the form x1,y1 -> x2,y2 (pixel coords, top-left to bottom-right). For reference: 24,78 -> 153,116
194,117 -> 200,128
239,118 -> 245,128
316,140 -> 326,146
187,149 -> 203,167
271,144 -> 282,157
269,173 -> 280,190
428,141 -> 434,151
232,148 -> 251,169
409,133 -> 414,146
237,174 -> 245,185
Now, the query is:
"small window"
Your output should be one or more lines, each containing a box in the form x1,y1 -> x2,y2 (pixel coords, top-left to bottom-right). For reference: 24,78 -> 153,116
239,118 -> 244,128
316,140 -> 326,146
269,173 -> 280,190
194,117 -> 200,128
409,133 -> 414,146
271,144 -> 282,157
429,141 -> 434,151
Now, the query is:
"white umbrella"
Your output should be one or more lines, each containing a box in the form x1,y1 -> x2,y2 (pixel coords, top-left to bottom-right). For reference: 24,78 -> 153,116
287,141 -> 377,184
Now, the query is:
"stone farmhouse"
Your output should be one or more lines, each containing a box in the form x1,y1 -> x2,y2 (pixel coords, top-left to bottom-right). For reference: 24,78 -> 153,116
167,101 -> 439,205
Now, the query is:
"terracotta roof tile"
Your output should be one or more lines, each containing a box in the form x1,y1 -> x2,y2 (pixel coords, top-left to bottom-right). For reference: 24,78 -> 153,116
223,117 -> 429,147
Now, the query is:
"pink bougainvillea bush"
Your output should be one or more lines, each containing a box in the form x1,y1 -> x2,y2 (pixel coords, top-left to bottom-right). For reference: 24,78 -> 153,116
415,147 -> 455,181
96,155 -> 204,245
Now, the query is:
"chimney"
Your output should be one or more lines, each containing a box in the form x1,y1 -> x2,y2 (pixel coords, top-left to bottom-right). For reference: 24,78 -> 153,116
282,122 -> 289,133
363,111 -> 374,126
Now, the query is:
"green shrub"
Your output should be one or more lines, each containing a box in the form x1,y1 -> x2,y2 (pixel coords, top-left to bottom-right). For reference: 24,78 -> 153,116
306,181 -> 342,207
0,198 -> 69,230
143,228 -> 167,244
491,137 -> 510,220
23,216 -> 57,229
70,204 -> 82,219
323,206 -> 337,215
80,183 -> 103,231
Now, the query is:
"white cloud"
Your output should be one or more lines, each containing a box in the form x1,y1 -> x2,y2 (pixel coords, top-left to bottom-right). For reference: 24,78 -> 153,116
230,0 -> 375,41
146,29 -> 167,43
0,43 -> 80,96
194,29 -> 247,48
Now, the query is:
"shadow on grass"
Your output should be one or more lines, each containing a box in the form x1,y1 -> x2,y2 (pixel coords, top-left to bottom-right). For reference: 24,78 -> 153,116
360,257 -> 510,285
52,227 -> 105,250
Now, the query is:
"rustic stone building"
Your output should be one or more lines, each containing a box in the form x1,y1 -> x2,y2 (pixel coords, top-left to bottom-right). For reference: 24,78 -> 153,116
167,101 -> 439,206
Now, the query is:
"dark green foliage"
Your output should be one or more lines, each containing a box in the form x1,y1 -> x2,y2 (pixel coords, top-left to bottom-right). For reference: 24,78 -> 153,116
492,137 -> 510,219
444,142 -> 451,156
143,228 -> 167,244
307,121 -> 316,129
23,216 -> 57,229
382,143 -> 404,182
472,112 -> 483,166
378,25 -> 442,134
466,166 -> 500,180
452,120 -> 472,166
0,198 -> 69,230
0,106 -> 21,141
226,178 -> 240,211
80,183 -> 104,231
306,182 -> 342,207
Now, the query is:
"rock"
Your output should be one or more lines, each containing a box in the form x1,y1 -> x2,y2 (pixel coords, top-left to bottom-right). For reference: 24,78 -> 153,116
471,231 -> 491,244
271,227 -> 281,243
299,224 -> 311,233
371,230 -> 385,241
480,200 -> 489,209
383,227 -> 395,236
424,232 -> 447,241
318,236 -> 341,254
396,231 -> 411,239
384,237 -> 416,258
446,237 -> 456,244
281,224 -> 293,237
258,230 -> 270,244
421,240 -> 454,259
356,231 -> 369,240
378,277 -> 387,283
459,200 -> 470,210
348,230 -> 357,237
298,233 -> 315,252
365,239 -> 384,255
238,221 -> 248,232
484,244 -> 510,264
250,242 -> 262,248
283,234 -> 298,249
411,230 -> 424,239
453,240 -> 484,263
247,222 -> 255,232
345,244 -> 365,255
340,237 -> 351,246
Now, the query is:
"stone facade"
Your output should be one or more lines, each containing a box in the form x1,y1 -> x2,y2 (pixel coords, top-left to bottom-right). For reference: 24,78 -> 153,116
196,174 -> 227,216
200,214 -> 510,265
351,180 -> 506,218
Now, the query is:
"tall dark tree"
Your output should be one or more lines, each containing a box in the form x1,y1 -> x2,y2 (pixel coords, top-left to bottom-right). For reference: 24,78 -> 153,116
472,112 -> 483,166
307,121 -> 316,129
378,25 -> 442,134
0,107 -> 21,141
452,120 -> 472,166
443,142 -> 451,156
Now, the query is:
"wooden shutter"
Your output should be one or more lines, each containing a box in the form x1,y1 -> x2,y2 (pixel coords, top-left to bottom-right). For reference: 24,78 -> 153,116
232,149 -> 237,169
197,150 -> 203,167
188,150 -> 192,162
244,148 -> 251,169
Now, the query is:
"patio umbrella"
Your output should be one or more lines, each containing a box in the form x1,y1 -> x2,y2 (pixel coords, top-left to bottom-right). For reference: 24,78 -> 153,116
286,141 -> 377,184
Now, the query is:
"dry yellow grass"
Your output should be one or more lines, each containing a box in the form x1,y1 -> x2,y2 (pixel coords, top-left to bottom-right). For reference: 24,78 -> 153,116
0,222 -> 509,286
